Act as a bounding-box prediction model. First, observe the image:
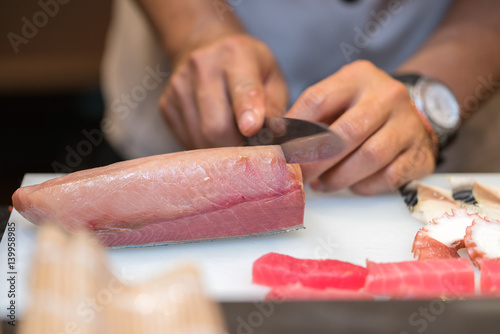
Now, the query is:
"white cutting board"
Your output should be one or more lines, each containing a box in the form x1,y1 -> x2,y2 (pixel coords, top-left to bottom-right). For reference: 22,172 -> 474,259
1,173 -> 498,318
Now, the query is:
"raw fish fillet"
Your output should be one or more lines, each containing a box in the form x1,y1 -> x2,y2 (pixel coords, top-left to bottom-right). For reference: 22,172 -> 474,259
266,284 -> 373,301
480,259 -> 500,296
252,252 -> 367,290
412,209 -> 479,260
364,258 -> 475,298
12,146 -> 305,247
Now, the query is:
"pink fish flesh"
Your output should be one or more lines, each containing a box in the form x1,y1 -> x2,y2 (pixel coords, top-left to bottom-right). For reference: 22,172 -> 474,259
364,258 -> 475,298
12,146 -> 305,247
253,252 -> 367,290
480,259 -> 500,296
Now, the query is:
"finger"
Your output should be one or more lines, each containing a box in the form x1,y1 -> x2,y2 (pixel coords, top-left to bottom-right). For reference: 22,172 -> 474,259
172,71 -> 208,149
301,95 -> 391,183
225,58 -> 267,137
160,84 -> 194,150
349,141 -> 435,195
263,68 -> 289,117
195,79 -> 243,147
314,102 -> 422,191
285,71 -> 358,123
316,122 -> 411,192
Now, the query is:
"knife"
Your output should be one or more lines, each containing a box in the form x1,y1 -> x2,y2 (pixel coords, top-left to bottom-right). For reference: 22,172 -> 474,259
245,117 -> 344,163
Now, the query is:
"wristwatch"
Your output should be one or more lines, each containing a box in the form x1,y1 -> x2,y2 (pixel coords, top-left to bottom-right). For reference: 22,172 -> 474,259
394,74 -> 461,150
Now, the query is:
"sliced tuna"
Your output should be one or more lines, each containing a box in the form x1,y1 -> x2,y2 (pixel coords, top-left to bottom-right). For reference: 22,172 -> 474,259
480,259 -> 500,296
252,252 -> 367,290
364,258 -> 475,298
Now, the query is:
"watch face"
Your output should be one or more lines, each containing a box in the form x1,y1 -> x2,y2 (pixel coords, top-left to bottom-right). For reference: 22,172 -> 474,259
420,82 -> 460,130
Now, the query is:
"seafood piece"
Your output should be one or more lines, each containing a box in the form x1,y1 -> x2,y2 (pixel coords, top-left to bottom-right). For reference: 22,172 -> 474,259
450,177 -> 500,220
464,216 -> 500,267
252,252 -> 367,290
364,258 -> 475,298
479,259 -> 500,296
12,146 -> 305,247
400,181 -> 461,223
266,284 -> 373,301
412,209 -> 479,260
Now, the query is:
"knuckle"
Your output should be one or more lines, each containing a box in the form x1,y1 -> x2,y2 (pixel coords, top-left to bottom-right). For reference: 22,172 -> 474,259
326,178 -> 347,192
382,168 -> 402,191
300,86 -> 327,110
350,184 -> 375,196
337,119 -> 360,142
221,36 -> 246,53
188,47 -> 214,71
360,141 -> 385,166
343,59 -> 375,73
201,120 -> 229,144
387,80 -> 409,101
168,72 -> 186,92
233,79 -> 261,95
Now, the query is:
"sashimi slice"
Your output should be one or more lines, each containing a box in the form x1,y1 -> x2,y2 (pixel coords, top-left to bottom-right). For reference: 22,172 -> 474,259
401,182 -> 461,223
12,146 -> 305,247
480,259 -> 500,296
266,284 -> 373,301
412,209 -> 479,260
364,258 -> 475,298
450,177 -> 500,219
464,216 -> 500,267
252,252 -> 367,290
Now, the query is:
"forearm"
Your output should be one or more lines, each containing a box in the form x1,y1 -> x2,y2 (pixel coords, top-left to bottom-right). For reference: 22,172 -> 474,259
135,0 -> 244,64
396,0 -> 500,117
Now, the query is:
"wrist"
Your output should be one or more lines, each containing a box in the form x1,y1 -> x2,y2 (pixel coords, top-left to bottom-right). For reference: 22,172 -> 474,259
165,17 -> 245,67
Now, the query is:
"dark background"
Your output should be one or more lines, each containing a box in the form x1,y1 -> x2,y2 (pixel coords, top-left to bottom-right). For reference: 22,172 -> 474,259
1,1 -> 500,206
0,0 -> 120,205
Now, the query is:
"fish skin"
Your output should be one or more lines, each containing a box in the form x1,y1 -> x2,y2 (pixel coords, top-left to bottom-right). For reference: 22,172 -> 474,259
12,146 -> 305,247
364,258 -> 475,298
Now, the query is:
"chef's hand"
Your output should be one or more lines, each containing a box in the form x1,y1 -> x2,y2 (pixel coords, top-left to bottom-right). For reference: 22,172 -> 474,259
286,60 -> 437,195
159,34 -> 288,149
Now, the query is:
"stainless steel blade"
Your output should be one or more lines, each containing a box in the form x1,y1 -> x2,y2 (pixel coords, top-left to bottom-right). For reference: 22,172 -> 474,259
245,117 -> 344,163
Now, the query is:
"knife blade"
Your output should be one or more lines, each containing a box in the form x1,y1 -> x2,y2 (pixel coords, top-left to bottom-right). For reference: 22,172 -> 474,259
245,117 -> 344,163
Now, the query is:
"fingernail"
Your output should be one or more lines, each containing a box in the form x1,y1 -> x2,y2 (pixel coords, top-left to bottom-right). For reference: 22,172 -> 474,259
240,110 -> 256,133
310,180 -> 326,192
